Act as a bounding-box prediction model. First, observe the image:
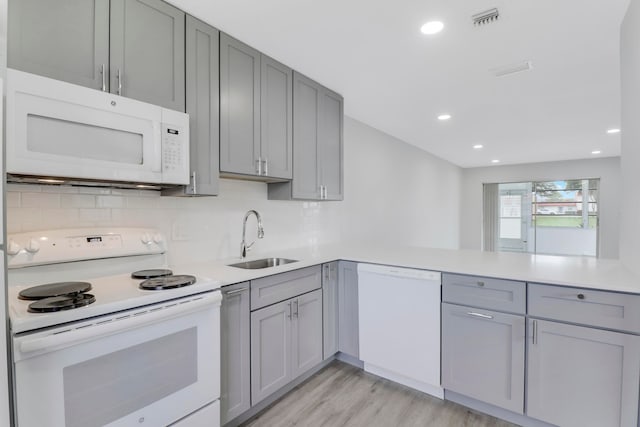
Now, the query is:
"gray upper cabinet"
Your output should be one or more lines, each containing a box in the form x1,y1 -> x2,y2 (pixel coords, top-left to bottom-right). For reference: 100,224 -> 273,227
441,303 -> 525,414
322,262 -> 339,360
8,0 -> 185,111
527,319 -> 640,427
221,283 -> 251,425
268,71 -> 344,200
110,0 -> 185,111
8,0 -> 110,90
164,15 -> 219,196
338,261 -> 359,358
220,33 -> 292,180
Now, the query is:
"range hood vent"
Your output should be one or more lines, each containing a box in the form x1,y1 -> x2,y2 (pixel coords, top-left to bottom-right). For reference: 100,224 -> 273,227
473,8 -> 500,26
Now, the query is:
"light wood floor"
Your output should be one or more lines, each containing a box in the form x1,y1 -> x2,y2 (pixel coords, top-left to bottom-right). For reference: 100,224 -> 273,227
242,361 -> 520,427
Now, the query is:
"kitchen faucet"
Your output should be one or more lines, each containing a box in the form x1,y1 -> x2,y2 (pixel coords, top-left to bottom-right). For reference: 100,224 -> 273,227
240,210 -> 264,259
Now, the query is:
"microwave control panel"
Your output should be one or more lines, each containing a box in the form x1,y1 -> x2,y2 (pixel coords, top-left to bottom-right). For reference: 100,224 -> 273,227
160,108 -> 189,185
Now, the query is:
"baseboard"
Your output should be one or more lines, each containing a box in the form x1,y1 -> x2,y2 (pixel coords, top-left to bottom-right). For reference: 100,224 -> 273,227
363,363 -> 443,399
335,352 -> 364,368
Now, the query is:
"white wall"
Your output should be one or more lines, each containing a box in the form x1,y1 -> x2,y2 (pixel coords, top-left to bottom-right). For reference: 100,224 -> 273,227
620,1 -> 640,272
460,157 -> 621,259
6,117 -> 462,265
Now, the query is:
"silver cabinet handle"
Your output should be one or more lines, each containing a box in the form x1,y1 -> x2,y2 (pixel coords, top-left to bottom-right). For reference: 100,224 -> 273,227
293,299 -> 299,318
532,320 -> 538,345
255,158 -> 262,175
262,159 -> 268,176
287,302 -> 292,319
477,281 -> 485,287
324,264 -> 330,281
466,312 -> 493,319
100,64 -> 107,92
224,287 -> 247,296
116,68 -> 122,95
191,171 -> 197,194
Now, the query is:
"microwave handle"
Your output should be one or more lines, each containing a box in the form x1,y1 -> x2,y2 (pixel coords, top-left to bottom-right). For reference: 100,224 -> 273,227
152,122 -> 162,172
19,291 -> 221,355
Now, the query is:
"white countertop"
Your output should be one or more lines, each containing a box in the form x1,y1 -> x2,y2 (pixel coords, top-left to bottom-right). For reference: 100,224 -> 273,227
173,244 -> 640,295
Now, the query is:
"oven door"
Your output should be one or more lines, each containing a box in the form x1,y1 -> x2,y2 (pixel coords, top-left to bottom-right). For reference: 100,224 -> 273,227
12,291 -> 221,427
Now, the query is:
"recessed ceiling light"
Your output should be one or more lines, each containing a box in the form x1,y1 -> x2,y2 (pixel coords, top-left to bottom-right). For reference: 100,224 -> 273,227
438,114 -> 452,121
491,159 -> 500,163
592,150 -> 602,155
473,144 -> 483,149
607,128 -> 621,134
421,21 -> 444,35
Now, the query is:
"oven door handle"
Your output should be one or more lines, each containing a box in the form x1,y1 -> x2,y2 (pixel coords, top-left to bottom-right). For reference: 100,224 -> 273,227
18,291 -> 222,355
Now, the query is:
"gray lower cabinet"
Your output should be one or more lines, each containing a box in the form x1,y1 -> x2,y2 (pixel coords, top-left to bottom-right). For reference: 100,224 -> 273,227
441,303 -> 525,414
164,15 -> 219,196
527,319 -> 640,427
268,71 -> 343,201
338,261 -> 359,358
251,289 -> 323,405
8,0 -> 185,111
322,262 -> 339,359
220,33 -> 292,180
220,283 -> 251,425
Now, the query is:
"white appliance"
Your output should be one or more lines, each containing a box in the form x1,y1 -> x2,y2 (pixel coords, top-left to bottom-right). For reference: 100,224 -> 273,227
7,228 -> 221,427
358,263 -> 442,398
5,69 -> 189,187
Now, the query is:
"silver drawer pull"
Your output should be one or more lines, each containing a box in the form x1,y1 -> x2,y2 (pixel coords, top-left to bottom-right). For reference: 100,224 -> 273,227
466,312 -> 493,319
477,281 -> 485,287
577,293 -> 585,300
224,287 -> 247,296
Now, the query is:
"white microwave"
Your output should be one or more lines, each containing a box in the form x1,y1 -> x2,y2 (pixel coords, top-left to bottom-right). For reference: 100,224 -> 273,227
6,69 -> 189,187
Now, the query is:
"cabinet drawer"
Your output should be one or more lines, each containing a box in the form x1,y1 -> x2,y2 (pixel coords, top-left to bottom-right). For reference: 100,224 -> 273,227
442,273 -> 525,314
528,283 -> 640,333
251,266 -> 321,310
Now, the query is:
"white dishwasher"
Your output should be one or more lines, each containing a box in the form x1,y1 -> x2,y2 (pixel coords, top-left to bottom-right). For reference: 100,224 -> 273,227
358,263 -> 443,398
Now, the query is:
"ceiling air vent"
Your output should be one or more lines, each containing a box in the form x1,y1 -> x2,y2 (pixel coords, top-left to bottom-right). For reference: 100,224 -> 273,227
491,61 -> 534,77
473,8 -> 499,26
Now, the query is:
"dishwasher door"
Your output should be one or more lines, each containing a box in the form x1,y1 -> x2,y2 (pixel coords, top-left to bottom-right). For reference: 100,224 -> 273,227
358,263 -> 442,398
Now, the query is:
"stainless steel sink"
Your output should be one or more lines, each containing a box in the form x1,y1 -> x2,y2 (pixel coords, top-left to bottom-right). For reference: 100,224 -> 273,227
228,257 -> 298,270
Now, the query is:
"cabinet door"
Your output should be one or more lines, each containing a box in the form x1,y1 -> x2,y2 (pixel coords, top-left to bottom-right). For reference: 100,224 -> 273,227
319,88 -> 344,200
110,0 -> 185,111
8,0 -> 110,90
261,55 -> 293,179
292,72 -> 321,199
184,15 -> 219,195
441,303 -> 525,414
292,290 -> 323,377
221,283 -> 250,424
322,262 -> 339,360
338,261 -> 359,358
220,33 -> 261,176
527,319 -> 640,427
251,299 -> 292,405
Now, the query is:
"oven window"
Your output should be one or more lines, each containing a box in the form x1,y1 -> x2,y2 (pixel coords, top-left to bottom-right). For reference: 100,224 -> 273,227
63,327 -> 197,427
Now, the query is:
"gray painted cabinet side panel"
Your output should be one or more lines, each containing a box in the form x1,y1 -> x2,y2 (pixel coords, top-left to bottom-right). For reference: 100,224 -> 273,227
441,303 -> 525,414
323,262 -> 339,360
526,319 -> 640,427
338,261 -> 359,358
261,55 -> 293,179
220,33 -> 261,176
183,15 -> 219,196
292,289 -> 324,377
251,299 -> 292,406
319,88 -> 344,200
8,0 -> 110,90
110,0 -> 185,111
292,72 -> 321,199
221,282 -> 251,424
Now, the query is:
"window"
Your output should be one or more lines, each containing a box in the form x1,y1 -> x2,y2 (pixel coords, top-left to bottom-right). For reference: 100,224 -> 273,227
484,179 -> 599,257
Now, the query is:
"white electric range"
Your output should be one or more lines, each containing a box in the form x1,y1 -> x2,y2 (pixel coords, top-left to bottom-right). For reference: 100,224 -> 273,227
7,227 -> 222,427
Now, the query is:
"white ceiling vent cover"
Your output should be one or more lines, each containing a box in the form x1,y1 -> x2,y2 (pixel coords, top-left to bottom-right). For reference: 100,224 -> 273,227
491,61 -> 534,77
473,8 -> 500,25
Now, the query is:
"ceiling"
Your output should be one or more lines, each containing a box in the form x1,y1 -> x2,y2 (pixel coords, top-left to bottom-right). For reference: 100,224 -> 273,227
168,0 -> 629,168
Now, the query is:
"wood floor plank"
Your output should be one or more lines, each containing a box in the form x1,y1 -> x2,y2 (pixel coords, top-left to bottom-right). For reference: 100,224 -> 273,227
242,361 -> 520,427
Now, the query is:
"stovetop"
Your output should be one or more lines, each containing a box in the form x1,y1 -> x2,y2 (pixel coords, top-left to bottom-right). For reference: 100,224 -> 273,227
8,271 -> 221,334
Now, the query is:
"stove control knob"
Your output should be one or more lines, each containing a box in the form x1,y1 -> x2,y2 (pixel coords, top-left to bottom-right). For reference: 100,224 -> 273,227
152,233 -> 163,244
26,238 -> 40,254
7,240 -> 21,256
141,233 -> 152,245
